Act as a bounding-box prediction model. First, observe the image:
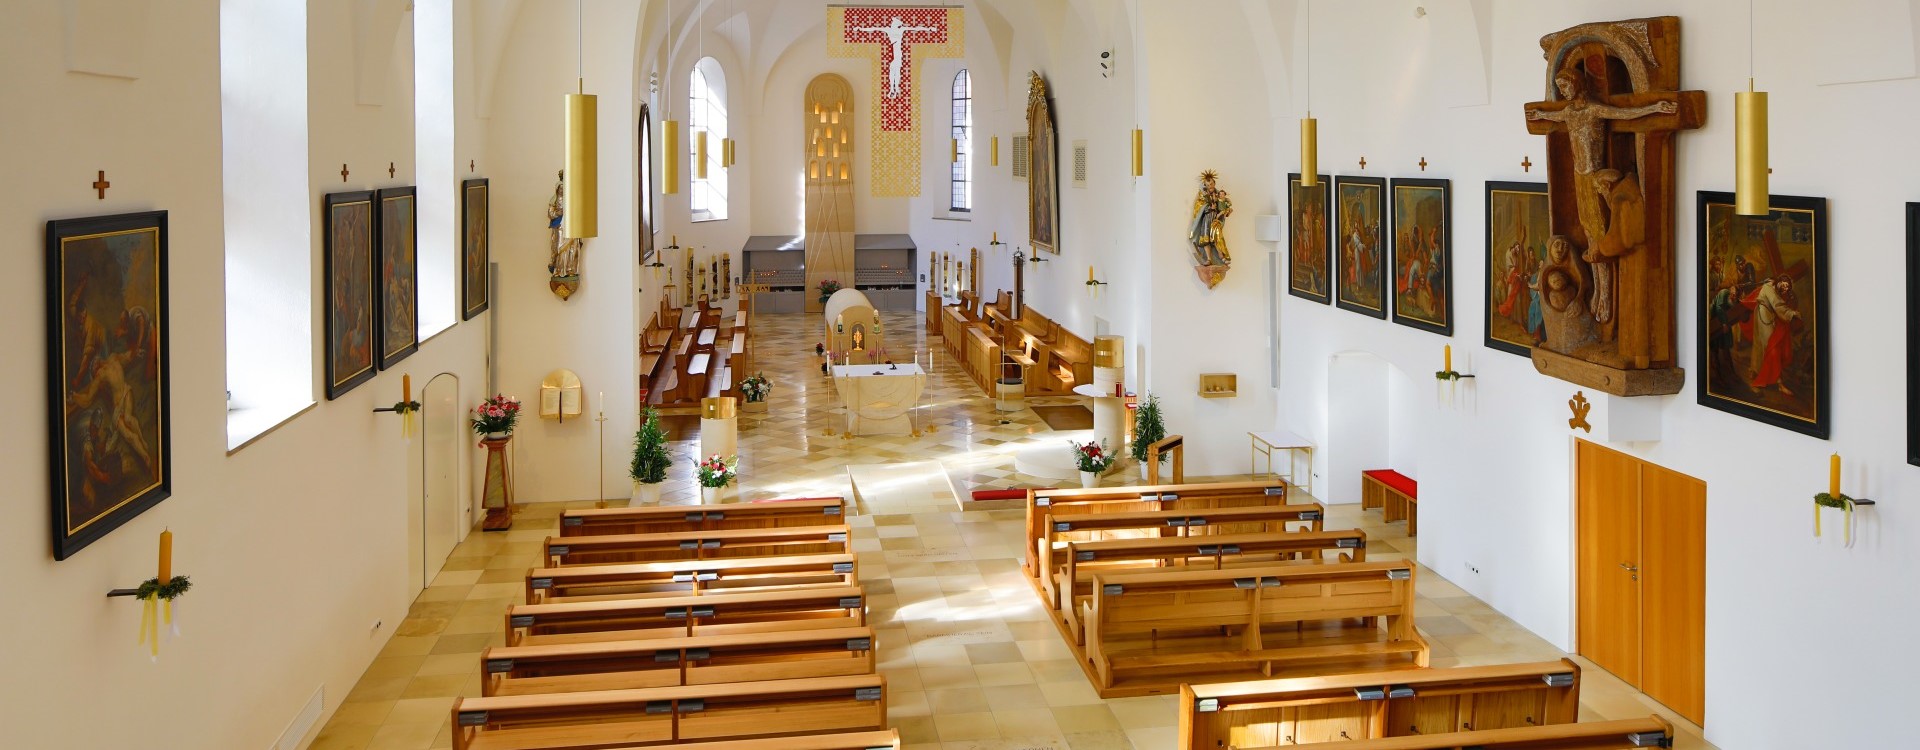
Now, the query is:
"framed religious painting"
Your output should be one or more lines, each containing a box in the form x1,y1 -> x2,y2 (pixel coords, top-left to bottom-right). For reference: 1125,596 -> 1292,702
1332,175 -> 1387,320
1696,191 -> 1829,439
1026,71 -> 1059,254
460,178 -> 490,320
376,186 -> 418,369
1485,181 -> 1550,356
324,190 -> 378,399
1908,203 -> 1920,465
637,103 -> 656,268
1287,173 -> 1331,304
45,211 -> 170,560
1389,178 -> 1453,335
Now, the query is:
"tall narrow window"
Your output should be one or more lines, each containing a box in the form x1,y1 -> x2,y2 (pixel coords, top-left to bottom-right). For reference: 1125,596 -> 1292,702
950,69 -> 972,212
690,57 -> 729,222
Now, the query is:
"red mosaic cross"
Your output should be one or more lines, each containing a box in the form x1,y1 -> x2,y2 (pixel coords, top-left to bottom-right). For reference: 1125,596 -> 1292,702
840,7 -> 950,132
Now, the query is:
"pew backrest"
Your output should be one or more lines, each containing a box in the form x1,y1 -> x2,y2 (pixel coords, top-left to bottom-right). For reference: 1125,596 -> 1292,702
527,553 -> 858,603
1024,481 -> 1292,573
1046,528 -> 1366,612
450,674 -> 887,750
480,626 -> 877,696
561,497 -> 846,537
545,524 -> 852,567
507,585 -> 867,646
1240,716 -> 1674,750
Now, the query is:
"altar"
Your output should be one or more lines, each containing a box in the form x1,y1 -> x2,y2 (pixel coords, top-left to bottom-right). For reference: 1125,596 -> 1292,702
831,363 -> 927,436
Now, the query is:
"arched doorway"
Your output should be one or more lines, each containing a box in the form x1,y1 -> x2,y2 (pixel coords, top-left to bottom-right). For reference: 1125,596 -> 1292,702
1324,352 -> 1420,506
412,373 -> 465,590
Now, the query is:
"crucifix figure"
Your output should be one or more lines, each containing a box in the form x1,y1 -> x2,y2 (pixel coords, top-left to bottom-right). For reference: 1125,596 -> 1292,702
867,17 -> 940,97
1522,16 -> 1704,394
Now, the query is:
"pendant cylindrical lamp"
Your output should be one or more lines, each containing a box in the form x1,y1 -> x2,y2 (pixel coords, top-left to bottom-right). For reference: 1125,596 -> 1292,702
1300,114 -> 1318,188
695,130 -> 709,180
1735,79 -> 1768,216
722,137 -> 735,168
663,119 -> 681,194
991,135 -> 1000,166
1131,128 -> 1144,177
564,82 -> 598,238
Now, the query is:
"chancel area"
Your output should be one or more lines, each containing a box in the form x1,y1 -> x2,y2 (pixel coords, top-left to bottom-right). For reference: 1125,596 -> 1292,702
10,1 -> 1920,748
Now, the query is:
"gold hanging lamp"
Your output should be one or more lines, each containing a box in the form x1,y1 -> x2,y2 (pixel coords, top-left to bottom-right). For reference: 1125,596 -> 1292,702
695,130 -> 709,179
563,0 -> 598,238
991,135 -> 1000,167
1299,2 -> 1318,188
1130,1 -> 1144,177
1734,1 -> 1768,216
662,0 -> 680,195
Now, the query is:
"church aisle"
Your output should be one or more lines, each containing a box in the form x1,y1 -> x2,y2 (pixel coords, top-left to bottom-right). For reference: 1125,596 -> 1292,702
309,311 -> 1710,750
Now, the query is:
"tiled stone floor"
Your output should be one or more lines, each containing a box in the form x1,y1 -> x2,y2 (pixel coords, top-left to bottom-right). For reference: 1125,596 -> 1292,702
310,310 -> 1714,750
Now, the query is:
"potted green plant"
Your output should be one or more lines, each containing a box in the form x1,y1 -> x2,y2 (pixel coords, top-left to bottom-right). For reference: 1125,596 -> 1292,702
1131,392 -> 1167,480
739,372 -> 772,413
629,407 -> 671,506
1071,439 -> 1116,488
696,454 -> 738,504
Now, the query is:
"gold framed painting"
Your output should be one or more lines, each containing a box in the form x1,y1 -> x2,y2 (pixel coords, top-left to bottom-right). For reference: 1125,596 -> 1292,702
46,211 -> 170,560
1697,191 -> 1828,438
325,190 -> 377,399
1485,181 -> 1549,356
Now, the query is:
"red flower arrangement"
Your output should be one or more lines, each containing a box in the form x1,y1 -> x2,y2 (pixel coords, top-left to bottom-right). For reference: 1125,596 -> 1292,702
1069,439 -> 1115,472
471,394 -> 522,436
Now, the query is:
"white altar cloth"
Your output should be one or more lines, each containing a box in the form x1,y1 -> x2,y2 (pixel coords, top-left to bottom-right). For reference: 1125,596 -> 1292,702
831,363 -> 927,435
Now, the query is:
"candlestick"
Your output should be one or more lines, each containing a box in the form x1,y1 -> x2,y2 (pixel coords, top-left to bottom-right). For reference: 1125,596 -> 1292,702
992,231 -> 997,243
158,529 -> 172,582
1829,453 -> 1840,497
598,391 -> 605,415
1444,345 -> 1452,373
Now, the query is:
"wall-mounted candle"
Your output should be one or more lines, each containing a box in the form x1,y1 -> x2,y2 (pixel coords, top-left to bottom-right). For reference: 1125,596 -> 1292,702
403,374 -> 410,404
1444,345 -> 1452,373
1088,265 -> 1095,282
158,529 -> 172,582
1830,452 -> 1840,497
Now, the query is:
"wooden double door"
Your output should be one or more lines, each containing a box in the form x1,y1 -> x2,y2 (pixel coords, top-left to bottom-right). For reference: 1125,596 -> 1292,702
1575,439 -> 1705,725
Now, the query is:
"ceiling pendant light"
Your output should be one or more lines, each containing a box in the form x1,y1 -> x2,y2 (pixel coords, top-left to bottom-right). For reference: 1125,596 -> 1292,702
1300,1 -> 1318,188
693,1 -> 709,181
662,0 -> 681,195
1130,0 -> 1144,177
564,0 -> 598,238
1734,0 -> 1768,216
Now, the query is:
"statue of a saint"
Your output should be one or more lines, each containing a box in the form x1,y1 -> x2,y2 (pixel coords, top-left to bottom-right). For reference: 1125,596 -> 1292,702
1187,170 -> 1233,289
547,169 -> 584,300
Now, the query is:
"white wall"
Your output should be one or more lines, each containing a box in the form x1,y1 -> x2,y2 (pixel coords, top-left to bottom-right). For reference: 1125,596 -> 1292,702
1327,353 -> 1391,505
0,1 -> 490,747
1268,2 -> 1920,747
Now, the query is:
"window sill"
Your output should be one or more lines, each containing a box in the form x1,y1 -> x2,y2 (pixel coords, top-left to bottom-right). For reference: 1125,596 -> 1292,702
227,398 -> 317,454
692,215 -> 727,224
931,214 -> 971,222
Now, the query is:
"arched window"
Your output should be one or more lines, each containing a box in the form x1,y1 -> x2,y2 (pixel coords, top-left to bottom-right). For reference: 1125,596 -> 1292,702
950,69 -> 971,212
690,57 -> 728,222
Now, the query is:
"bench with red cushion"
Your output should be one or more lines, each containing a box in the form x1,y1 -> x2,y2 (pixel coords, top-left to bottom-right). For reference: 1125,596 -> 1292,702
1361,470 -> 1418,535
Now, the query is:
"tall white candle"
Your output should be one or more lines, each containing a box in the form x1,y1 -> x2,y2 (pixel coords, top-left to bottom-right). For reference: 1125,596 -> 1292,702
598,391 -> 605,414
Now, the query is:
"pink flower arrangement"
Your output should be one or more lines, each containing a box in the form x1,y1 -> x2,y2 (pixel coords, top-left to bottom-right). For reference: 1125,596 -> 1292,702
471,394 -> 522,436
696,454 -> 738,488
1069,439 -> 1115,473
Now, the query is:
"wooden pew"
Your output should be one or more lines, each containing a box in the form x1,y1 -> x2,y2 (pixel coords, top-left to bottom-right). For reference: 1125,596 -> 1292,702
545,524 -> 851,567
1046,529 -> 1368,641
1036,503 -> 1328,591
1238,717 -> 1675,750
479,626 -> 877,696
1082,560 -> 1428,697
1177,660 -> 1583,749
1023,480 -> 1293,575
507,585 -> 867,646
450,674 -> 888,750
647,729 -> 901,750
1362,469 -> 1418,536
560,497 -> 845,537
526,553 -> 858,604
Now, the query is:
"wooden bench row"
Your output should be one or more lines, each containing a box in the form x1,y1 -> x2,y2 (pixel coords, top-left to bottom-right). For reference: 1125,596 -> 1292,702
525,552 -> 858,604
546,524 -> 850,567
509,585 -> 869,646
451,674 -> 888,750
1229,717 -> 1673,750
1023,479 -> 1296,577
561,497 -> 845,537
480,626 -> 877,696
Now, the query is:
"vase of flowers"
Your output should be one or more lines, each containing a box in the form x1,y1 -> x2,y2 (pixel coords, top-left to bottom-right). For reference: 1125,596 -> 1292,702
1071,439 -> 1116,488
1131,392 -> 1166,480
471,394 -> 522,439
817,279 -> 842,304
696,454 -> 738,504
629,407 -> 671,506
739,373 -> 772,413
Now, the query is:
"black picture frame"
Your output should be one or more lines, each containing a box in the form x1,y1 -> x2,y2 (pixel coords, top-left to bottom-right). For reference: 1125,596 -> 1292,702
638,103 -> 657,267
1908,203 -> 1919,465
1485,181 -> 1550,357
1696,190 -> 1829,439
1286,173 -> 1332,304
376,186 -> 418,369
1333,174 -> 1388,320
1389,177 -> 1453,336
324,190 -> 378,399
460,178 -> 490,320
46,211 -> 171,560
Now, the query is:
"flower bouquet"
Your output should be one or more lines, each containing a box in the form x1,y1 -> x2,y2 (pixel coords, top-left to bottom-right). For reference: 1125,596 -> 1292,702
471,394 -> 522,438
1070,439 -> 1115,488
695,454 -> 739,503
740,372 -> 773,412
817,279 -> 843,304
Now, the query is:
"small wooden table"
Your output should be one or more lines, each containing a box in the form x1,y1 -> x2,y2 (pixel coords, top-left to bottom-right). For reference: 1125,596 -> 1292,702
1249,430 -> 1314,495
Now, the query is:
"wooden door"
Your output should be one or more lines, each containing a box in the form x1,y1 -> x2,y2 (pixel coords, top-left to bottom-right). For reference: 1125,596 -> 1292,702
1640,463 -> 1707,725
1576,440 -> 1642,686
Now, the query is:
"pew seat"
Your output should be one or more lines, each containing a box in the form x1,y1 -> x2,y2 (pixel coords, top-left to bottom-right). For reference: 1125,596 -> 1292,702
1024,481 -> 1291,576
1242,716 -> 1674,750
527,553 -> 858,604
544,525 -> 852,567
1081,561 -> 1428,697
508,586 -> 867,646
1177,659 -> 1583,749
450,674 -> 887,750
1036,504 -> 1328,596
561,498 -> 845,537
636,729 -> 900,750
1362,470 -> 1418,536
480,626 -> 877,696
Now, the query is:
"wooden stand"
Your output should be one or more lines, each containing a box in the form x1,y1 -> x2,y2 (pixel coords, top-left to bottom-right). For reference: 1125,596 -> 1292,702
480,435 -> 515,531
